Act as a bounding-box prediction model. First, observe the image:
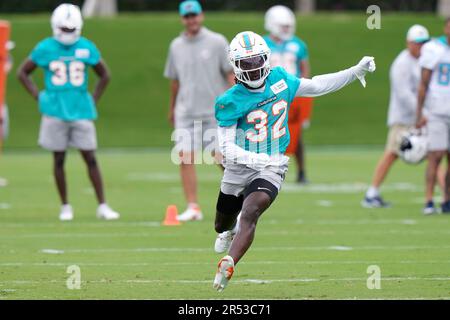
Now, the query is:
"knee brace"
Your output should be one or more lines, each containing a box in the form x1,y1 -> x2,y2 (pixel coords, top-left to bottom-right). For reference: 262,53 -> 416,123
216,191 -> 244,215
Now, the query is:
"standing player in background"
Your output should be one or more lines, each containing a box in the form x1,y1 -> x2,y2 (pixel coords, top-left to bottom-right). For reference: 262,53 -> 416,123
416,18 -> 450,214
17,4 -> 120,221
1,41 -> 14,146
164,1 -> 234,222
264,5 -> 312,184
212,31 -> 375,291
362,25 -> 431,208
0,39 -> 14,188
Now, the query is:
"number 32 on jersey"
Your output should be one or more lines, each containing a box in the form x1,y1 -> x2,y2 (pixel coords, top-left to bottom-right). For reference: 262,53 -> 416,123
49,60 -> 85,86
246,100 -> 287,143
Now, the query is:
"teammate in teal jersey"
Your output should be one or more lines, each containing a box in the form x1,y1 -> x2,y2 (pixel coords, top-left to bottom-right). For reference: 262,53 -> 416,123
263,6 -> 309,78
17,4 -> 120,221
264,5 -> 312,184
212,31 -> 376,291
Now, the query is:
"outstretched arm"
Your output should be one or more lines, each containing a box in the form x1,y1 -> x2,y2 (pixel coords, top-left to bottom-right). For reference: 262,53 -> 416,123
296,56 -> 376,97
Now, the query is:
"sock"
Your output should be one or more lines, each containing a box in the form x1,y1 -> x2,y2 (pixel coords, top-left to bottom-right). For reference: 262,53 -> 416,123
98,203 -> 108,209
366,186 -> 379,198
298,170 -> 305,180
223,255 -> 235,265
231,212 -> 241,234
188,203 -> 200,211
62,204 -> 72,211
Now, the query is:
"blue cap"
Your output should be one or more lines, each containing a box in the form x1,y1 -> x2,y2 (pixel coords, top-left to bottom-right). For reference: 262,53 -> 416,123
179,1 -> 202,16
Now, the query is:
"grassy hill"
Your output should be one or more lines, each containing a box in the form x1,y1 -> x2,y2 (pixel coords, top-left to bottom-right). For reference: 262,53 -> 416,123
2,12 -> 446,148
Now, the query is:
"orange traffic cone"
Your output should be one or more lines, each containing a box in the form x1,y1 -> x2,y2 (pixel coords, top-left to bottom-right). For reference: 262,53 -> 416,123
162,205 -> 181,226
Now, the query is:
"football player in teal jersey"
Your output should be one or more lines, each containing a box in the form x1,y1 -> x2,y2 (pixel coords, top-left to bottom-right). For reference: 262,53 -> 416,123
17,4 -> 120,221
213,31 -> 376,291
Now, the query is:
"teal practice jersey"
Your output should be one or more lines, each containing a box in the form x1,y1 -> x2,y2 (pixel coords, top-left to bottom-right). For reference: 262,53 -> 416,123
263,35 -> 308,77
30,37 -> 101,121
215,67 -> 301,155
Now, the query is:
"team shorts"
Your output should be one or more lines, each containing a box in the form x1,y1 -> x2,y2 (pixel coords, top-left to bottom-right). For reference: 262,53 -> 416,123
385,124 -> 413,154
38,116 -> 97,151
173,115 -> 218,153
426,113 -> 450,152
220,162 -> 288,198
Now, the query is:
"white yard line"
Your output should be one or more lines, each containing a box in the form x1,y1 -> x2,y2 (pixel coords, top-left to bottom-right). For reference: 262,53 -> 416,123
282,182 -> 422,194
0,221 -> 163,228
0,218 -> 447,229
0,203 -> 12,210
2,260 -> 450,267
3,228 -> 450,239
14,245 -> 450,254
1,276 -> 450,286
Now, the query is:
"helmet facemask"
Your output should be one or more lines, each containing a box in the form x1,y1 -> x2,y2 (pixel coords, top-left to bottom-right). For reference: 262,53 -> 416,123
274,23 -> 295,41
233,53 -> 271,88
51,4 -> 83,46
53,26 -> 81,46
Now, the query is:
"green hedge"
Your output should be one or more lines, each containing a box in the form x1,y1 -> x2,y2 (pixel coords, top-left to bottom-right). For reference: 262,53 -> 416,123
0,0 -> 439,13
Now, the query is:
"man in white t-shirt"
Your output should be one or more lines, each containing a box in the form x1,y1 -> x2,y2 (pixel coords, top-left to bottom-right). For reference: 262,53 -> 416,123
416,18 -> 450,214
362,25 -> 429,208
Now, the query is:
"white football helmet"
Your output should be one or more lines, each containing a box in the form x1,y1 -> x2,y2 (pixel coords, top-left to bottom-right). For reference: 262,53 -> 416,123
399,130 -> 428,164
229,31 -> 271,88
51,4 -> 83,46
264,5 -> 296,41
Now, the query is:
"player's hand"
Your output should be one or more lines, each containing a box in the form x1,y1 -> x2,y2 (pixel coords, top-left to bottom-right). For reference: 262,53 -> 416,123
357,56 -> 376,73
352,56 -> 376,88
247,153 -> 270,171
415,115 -> 427,129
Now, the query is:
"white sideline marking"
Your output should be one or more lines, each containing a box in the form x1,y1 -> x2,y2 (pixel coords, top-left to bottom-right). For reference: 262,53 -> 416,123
26,245 -> 450,254
4,229 -> 450,239
328,246 -> 353,251
2,218 -> 447,229
0,221 -> 162,228
0,203 -> 11,210
282,182 -> 421,194
401,219 -> 417,225
127,172 -> 219,182
412,196 -> 442,204
41,249 -> 64,255
0,178 -> 7,187
125,174 -> 422,194
315,219 -> 425,225
1,276 -> 450,286
317,200 -> 333,207
3,260 -> 450,267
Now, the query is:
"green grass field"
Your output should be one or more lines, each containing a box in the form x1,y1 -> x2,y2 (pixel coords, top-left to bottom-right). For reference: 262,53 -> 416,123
1,11 -> 449,300
2,12 -> 448,148
1,148 -> 450,299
